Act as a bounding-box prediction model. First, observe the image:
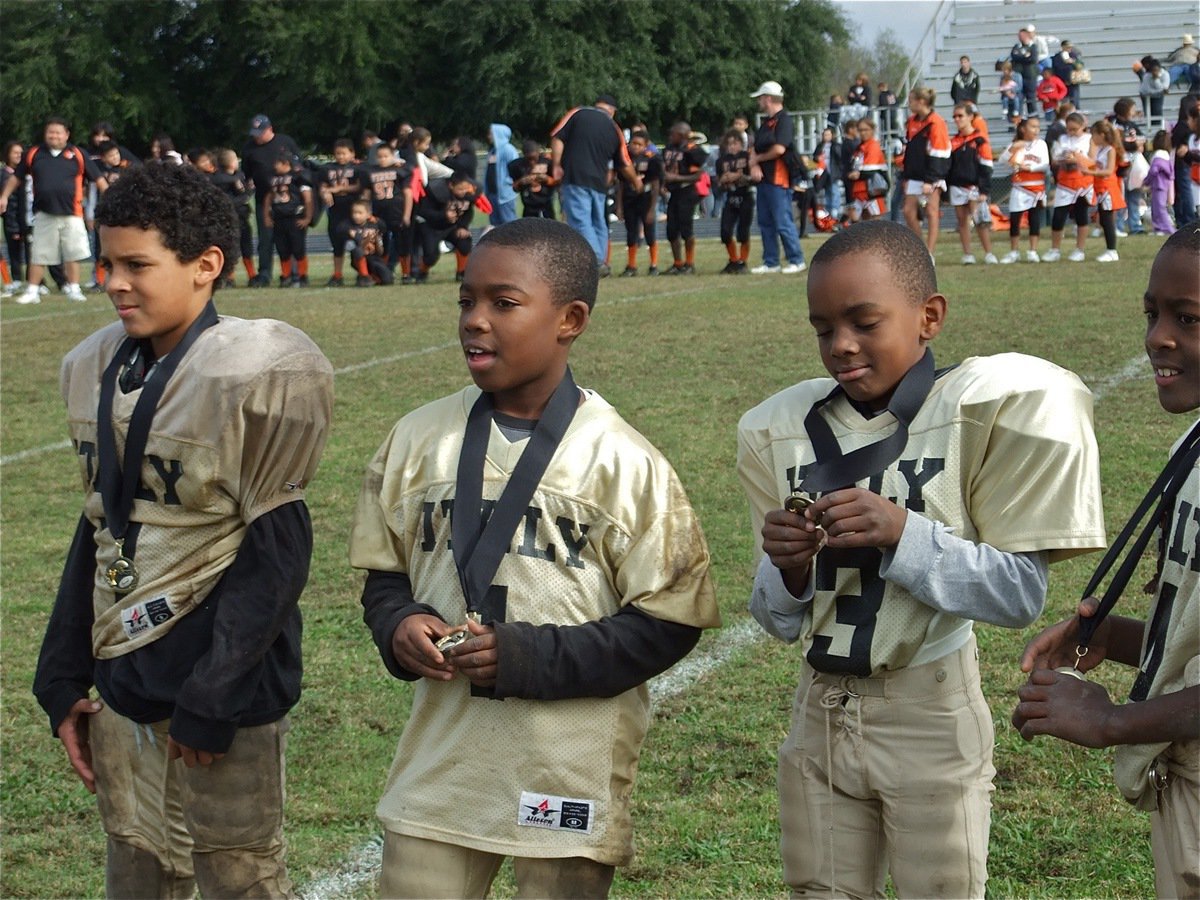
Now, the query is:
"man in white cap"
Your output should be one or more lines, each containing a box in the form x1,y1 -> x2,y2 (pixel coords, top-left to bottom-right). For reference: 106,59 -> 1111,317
748,80 -> 805,274
1166,34 -> 1199,91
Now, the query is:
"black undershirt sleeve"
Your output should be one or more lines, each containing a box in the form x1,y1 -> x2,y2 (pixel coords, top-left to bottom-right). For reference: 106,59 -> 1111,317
33,514 -> 101,736
361,569 -> 443,681
493,605 -> 702,701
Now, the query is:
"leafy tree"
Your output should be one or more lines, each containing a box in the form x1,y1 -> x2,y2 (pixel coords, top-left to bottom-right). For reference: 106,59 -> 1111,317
825,28 -> 912,104
1,0 -> 850,153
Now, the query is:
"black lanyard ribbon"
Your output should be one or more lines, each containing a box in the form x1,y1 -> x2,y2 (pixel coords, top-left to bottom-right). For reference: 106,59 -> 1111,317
800,348 -> 935,493
96,301 -> 219,550
451,369 -> 579,621
1076,418 -> 1200,650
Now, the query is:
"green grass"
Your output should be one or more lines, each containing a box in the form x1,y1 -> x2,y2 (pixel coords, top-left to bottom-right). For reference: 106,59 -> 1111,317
1,231 -> 1178,898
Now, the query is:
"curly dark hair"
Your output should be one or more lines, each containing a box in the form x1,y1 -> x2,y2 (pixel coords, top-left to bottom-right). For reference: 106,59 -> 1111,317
475,218 -> 599,310
94,162 -> 238,278
810,218 -> 937,304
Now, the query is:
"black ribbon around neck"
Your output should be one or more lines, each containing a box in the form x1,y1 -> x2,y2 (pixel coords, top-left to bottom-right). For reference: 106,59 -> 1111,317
451,369 -> 579,620
1076,418 -> 1200,649
96,301 -> 219,544
800,348 -> 935,493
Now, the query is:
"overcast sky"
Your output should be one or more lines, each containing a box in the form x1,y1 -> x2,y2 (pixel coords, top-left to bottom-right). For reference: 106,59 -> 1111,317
832,0 -> 940,49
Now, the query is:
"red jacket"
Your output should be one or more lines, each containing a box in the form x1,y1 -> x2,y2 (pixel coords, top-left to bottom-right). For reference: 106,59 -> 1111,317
1036,74 -> 1068,112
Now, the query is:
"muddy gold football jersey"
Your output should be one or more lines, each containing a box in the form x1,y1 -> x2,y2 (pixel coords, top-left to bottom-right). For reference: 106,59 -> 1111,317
738,353 -> 1106,676
349,386 -> 719,865
1115,422 -> 1200,809
61,317 -> 334,659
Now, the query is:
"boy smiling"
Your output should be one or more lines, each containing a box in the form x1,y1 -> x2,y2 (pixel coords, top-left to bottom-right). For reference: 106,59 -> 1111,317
1014,226 -> 1200,897
350,218 -> 719,898
737,220 -> 1105,897
33,163 -> 333,897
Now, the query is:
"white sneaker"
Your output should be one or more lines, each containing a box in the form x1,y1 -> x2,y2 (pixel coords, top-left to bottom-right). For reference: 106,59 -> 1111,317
1068,249 -> 1086,262
1096,249 -> 1119,262
751,264 -> 781,274
1025,250 -> 1041,263
64,283 -> 87,302
2,279 -> 22,296
961,254 -> 976,265
1115,229 -> 1128,238
15,286 -> 41,305
983,253 -> 999,264
38,284 -> 49,295
1090,227 -> 1102,238
1040,249 -> 1059,262
780,262 -> 807,274
999,250 -> 1019,264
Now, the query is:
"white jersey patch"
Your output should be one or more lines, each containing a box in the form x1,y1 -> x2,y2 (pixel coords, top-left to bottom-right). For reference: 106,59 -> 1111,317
517,791 -> 594,834
121,596 -> 174,639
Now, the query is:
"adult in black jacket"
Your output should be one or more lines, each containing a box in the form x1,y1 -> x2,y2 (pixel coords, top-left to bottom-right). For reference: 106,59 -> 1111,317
1011,29 -> 1040,116
240,114 -> 301,286
951,57 -> 981,104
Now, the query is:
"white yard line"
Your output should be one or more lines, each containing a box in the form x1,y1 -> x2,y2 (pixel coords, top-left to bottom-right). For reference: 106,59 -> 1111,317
1088,354 -> 1150,403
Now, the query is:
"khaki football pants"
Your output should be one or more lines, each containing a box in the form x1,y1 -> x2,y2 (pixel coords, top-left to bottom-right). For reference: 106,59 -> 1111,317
1151,771 -> 1200,899
380,832 -> 615,899
778,636 -> 995,899
91,705 -> 293,899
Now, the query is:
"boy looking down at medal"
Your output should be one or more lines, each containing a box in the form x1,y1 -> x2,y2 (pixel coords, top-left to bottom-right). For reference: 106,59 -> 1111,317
736,219 -> 1105,898
349,217 -> 720,899
1013,226 -> 1200,898
32,163 -> 334,897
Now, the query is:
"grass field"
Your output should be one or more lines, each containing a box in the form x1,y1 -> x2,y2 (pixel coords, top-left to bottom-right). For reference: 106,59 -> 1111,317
0,230 -> 1181,899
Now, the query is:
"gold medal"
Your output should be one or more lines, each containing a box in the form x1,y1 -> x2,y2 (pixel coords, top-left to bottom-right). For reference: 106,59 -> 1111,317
785,490 -> 813,515
1053,646 -> 1090,681
105,540 -> 139,594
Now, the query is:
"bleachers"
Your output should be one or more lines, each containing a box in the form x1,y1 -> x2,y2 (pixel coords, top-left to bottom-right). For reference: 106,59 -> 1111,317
922,0 -> 1198,141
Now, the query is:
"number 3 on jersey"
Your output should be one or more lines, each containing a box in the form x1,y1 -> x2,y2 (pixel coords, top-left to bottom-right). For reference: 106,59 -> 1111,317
807,546 -> 885,676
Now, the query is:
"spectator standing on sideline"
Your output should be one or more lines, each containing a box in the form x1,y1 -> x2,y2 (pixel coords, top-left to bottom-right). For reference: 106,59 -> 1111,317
485,124 -> 519,227
815,127 -> 844,220
1012,28 -> 1041,116
877,82 -> 900,136
1172,97 -> 1200,228
551,93 -> 641,273
951,56 -> 981,105
749,80 -> 805,275
0,117 -> 108,305
1112,98 -> 1147,235
240,114 -> 301,287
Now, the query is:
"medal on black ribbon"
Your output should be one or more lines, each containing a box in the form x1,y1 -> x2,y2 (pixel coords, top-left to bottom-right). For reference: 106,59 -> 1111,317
96,301 -> 219,597
105,539 -> 139,593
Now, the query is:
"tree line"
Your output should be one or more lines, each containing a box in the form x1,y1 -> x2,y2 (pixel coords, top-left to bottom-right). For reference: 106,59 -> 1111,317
2,0 -> 852,153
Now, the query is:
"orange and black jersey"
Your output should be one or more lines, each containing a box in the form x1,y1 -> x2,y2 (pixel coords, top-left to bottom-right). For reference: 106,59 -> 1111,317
349,216 -> 387,258
948,132 -> 994,191
849,138 -> 888,201
362,162 -> 413,214
621,150 -> 663,203
17,143 -> 103,216
661,141 -> 708,194
717,150 -> 753,198
901,112 -> 952,183
98,159 -> 133,189
753,112 -> 796,189
268,170 -> 312,218
507,154 -> 556,209
551,106 -> 632,193
319,163 -> 367,218
416,179 -> 477,231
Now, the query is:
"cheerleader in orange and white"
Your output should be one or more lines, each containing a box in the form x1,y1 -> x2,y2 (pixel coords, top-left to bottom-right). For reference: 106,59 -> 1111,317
1080,119 -> 1126,262
900,87 -> 951,254
948,103 -> 996,264
1044,112 -> 1093,262
844,118 -> 889,223
999,117 -> 1049,263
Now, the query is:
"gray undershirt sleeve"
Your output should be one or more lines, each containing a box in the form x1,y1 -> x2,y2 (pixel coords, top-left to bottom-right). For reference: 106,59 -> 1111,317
748,512 -> 1050,641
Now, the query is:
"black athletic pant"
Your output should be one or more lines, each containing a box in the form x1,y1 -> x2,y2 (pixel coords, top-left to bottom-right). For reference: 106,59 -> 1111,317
666,188 -> 699,242
522,201 -> 555,219
1009,206 -> 1043,237
1051,197 -> 1090,231
327,212 -> 352,260
622,193 -> 656,246
4,222 -> 26,281
376,205 -> 410,270
272,217 -> 307,263
416,224 -> 470,270
255,196 -> 274,277
721,193 -> 755,244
